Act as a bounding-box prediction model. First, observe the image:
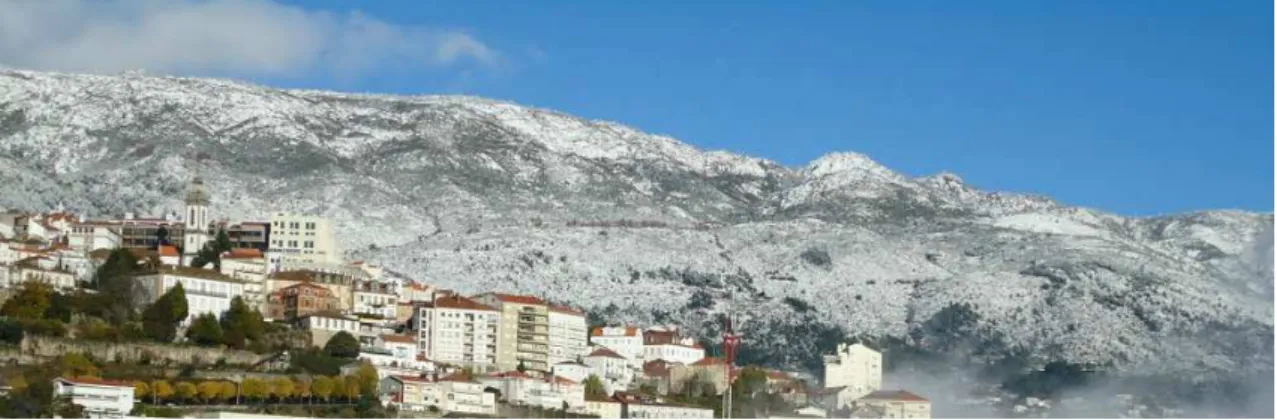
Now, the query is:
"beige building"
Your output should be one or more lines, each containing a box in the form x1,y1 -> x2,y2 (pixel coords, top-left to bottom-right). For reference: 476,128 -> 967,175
220,248 -> 268,309
473,293 -> 551,373
267,270 -> 355,311
133,266 -> 246,326
267,213 -> 341,268
851,390 -> 931,419
669,357 -> 730,395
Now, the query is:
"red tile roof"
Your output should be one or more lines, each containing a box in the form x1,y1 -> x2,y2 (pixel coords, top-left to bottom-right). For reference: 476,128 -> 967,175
381,334 -> 416,344
224,248 -> 263,259
391,375 -> 434,384
158,245 -> 179,257
484,293 -> 546,305
433,295 -> 497,312
548,376 -> 577,385
691,357 -> 725,367
591,326 -> 639,337
487,371 -> 534,380
860,390 -> 929,402
587,347 -> 625,360
270,270 -> 319,282
57,377 -> 131,387
549,305 -> 584,316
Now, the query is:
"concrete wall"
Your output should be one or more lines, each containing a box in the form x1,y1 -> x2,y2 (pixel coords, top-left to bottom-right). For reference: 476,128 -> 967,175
14,336 -> 267,366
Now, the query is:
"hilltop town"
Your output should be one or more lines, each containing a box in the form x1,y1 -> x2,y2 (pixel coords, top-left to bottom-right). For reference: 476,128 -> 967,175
0,176 -> 930,419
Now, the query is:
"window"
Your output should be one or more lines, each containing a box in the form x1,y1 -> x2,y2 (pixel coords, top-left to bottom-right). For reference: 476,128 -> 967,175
305,222 -> 316,230
304,241 -> 314,248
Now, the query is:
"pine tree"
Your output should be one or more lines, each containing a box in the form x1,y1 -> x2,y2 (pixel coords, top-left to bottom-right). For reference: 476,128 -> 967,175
219,296 -> 264,349
215,229 -> 233,253
186,313 -> 223,346
93,248 -> 138,325
142,283 -> 188,343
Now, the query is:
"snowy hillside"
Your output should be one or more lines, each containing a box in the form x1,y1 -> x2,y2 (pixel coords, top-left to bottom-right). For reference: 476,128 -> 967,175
0,69 -> 1272,394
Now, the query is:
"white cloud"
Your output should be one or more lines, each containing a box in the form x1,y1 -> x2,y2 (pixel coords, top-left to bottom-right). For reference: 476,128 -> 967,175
0,0 -> 503,78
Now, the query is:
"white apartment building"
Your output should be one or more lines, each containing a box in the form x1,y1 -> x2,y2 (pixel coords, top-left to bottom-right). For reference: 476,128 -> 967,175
267,213 -> 341,267
583,347 -> 633,394
822,343 -> 883,410
590,326 -> 644,367
548,305 -> 589,366
414,296 -> 500,371
67,222 -> 121,252
134,267 -> 246,326
52,377 -> 135,418
400,282 -> 435,303
438,373 -> 498,416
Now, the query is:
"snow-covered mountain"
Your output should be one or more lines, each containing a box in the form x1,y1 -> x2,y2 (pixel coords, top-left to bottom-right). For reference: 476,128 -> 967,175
0,69 -> 1271,399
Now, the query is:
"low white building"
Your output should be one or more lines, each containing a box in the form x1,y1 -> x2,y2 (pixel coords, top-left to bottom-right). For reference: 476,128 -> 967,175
53,377 -> 135,418
3,257 -> 77,291
822,343 -> 883,410
134,267 -> 245,326
590,326 -> 643,367
357,334 -> 433,378
851,390 -> 932,419
382,374 -> 497,416
353,287 -> 397,319
643,342 -> 705,366
614,393 -> 715,419
583,347 -> 632,394
479,371 -> 585,412
67,222 -> 121,252
552,361 -> 592,384
582,396 -> 623,419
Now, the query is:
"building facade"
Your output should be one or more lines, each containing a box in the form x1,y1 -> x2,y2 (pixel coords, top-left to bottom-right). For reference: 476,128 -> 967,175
267,213 -> 341,267
182,176 -> 212,259
548,305 -> 589,366
414,296 -> 500,371
134,267 -> 245,326
265,282 -> 342,321
473,293 -> 551,373
298,312 -> 361,347
852,390 -> 931,419
590,326 -> 644,368
823,343 -> 882,404
52,377 -> 135,418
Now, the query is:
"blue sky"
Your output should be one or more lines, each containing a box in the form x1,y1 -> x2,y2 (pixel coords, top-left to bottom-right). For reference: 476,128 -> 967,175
6,0 -> 1270,215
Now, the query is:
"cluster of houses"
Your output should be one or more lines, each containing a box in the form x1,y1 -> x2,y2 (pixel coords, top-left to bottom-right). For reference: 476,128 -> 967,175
0,176 -> 930,419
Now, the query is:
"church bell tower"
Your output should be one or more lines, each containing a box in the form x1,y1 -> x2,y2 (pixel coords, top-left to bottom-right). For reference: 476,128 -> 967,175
183,175 -> 211,258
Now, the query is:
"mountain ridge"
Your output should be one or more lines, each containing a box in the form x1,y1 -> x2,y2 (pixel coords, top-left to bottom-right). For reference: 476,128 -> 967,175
0,69 -> 1271,412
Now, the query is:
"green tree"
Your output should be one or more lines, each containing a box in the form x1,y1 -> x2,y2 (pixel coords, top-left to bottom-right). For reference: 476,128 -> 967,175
141,283 -> 188,343
175,382 -> 197,404
0,281 -> 54,320
186,313 -> 223,346
215,229 -> 234,253
44,291 -> 74,323
583,375 -> 607,399
219,296 -> 264,349
311,376 -> 335,402
197,382 -> 222,404
54,353 -> 99,378
0,318 -> 24,346
92,248 -> 140,325
323,331 -> 360,359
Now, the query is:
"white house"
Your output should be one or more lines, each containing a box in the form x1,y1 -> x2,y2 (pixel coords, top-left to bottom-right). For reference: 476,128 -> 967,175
479,371 -> 585,412
413,295 -> 500,371
548,305 -> 589,366
357,334 -> 432,378
52,377 -> 135,418
399,282 -> 435,303
583,347 -> 632,394
134,267 -> 246,326
852,390 -> 931,418
157,245 -> 181,266
643,342 -> 705,366
381,375 -> 442,413
552,361 -> 592,384
582,396 -> 623,419
353,287 -> 397,319
297,312 -> 361,348
438,373 -> 498,416
822,343 -> 882,408
613,393 -> 715,419
590,326 -> 643,367
3,257 -> 77,291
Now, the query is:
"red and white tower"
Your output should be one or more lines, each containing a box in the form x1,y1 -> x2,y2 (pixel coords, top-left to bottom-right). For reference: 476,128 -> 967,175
721,313 -> 743,418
